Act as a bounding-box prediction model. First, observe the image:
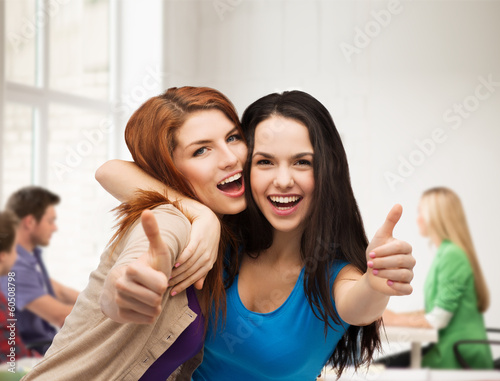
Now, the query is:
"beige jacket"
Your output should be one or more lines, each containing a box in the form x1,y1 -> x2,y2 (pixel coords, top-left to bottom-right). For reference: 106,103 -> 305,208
22,204 -> 202,381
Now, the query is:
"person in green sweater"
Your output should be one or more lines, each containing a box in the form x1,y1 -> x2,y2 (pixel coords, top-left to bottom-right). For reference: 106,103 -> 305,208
382,186 -> 493,369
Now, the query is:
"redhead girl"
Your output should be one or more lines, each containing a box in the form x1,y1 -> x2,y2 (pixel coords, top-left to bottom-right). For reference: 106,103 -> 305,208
22,87 -> 247,380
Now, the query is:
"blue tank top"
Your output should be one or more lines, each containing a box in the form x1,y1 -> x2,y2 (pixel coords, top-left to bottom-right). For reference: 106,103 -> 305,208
193,261 -> 349,381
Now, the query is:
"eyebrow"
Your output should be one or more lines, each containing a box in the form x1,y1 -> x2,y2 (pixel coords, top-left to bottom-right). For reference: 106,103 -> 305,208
185,127 -> 239,149
252,151 -> 314,159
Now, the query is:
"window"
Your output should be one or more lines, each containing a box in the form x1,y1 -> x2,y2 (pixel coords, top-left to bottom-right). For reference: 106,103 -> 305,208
1,0 -> 117,288
2,103 -> 35,197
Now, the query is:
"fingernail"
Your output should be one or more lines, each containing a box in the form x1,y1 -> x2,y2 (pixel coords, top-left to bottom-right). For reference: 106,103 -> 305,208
174,263 -> 180,268
171,291 -> 177,296
367,261 -> 374,268
372,269 -> 379,275
387,280 -> 394,286
369,252 -> 376,259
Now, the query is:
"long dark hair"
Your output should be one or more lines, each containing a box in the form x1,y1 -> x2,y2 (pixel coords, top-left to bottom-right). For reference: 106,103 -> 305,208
238,91 -> 380,375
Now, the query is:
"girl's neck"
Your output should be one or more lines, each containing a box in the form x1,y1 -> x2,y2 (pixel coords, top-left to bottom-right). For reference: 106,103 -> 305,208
263,229 -> 303,267
430,232 -> 442,248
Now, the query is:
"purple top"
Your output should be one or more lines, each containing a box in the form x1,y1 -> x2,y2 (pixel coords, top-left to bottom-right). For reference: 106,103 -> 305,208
0,245 -> 57,354
139,285 -> 205,380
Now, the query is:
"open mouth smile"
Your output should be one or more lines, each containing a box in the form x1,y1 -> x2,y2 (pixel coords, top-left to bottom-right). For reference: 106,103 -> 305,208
217,172 -> 244,197
268,195 -> 302,211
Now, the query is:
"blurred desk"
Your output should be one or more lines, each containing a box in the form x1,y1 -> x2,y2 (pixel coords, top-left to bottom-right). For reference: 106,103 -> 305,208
322,367 -> 500,380
0,357 -> 39,380
382,326 -> 438,368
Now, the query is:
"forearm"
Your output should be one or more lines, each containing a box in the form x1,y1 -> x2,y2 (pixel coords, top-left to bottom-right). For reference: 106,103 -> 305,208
96,160 -> 169,202
401,309 -> 425,317
336,273 -> 389,326
51,279 -> 79,305
95,160 -> 212,220
25,295 -> 74,327
388,311 -> 432,328
59,288 -> 79,305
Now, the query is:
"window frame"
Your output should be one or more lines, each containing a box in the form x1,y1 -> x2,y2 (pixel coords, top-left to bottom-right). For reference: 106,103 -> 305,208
0,0 -> 121,201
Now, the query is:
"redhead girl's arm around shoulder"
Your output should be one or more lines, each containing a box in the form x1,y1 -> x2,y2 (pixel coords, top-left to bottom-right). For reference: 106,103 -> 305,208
96,160 -> 220,296
334,204 -> 415,326
100,210 -> 180,324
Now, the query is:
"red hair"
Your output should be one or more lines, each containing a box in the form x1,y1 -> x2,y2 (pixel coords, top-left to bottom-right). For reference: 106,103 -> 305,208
109,87 -> 243,329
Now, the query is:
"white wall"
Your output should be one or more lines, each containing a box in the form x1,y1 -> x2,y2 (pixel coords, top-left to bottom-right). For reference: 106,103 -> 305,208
159,0 -> 500,333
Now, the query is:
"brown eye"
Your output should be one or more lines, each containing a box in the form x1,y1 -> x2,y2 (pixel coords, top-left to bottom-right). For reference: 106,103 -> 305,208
296,160 -> 312,166
256,159 -> 272,166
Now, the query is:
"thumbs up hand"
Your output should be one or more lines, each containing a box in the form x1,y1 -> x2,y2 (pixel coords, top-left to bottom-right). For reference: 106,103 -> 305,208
365,204 -> 415,296
101,210 -> 172,324
142,209 -> 172,275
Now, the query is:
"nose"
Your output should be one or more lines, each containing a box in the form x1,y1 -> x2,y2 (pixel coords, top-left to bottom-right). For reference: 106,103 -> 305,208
219,145 -> 239,170
273,166 -> 294,189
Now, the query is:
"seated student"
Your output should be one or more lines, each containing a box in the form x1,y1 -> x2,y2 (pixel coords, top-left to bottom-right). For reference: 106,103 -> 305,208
0,210 -> 38,363
382,187 -> 493,369
0,187 -> 79,355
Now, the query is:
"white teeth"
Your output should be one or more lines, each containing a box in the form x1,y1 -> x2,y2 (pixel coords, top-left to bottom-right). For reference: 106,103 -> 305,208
218,172 -> 242,186
269,195 -> 300,204
276,206 -> 292,211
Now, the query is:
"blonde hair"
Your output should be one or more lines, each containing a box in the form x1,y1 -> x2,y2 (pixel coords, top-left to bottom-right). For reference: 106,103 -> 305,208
420,187 -> 489,313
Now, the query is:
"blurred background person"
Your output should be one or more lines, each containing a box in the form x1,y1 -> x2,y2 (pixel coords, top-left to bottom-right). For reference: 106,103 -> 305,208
0,187 -> 79,355
382,187 -> 493,369
0,210 -> 38,363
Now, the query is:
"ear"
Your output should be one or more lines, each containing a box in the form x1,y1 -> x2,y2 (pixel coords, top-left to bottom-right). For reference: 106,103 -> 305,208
21,215 -> 37,230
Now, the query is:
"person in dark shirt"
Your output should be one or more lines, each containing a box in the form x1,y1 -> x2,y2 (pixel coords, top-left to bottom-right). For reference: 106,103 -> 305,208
0,187 -> 79,355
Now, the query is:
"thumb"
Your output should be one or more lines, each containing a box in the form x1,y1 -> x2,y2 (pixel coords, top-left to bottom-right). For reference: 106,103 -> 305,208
194,277 -> 205,290
375,204 -> 403,239
141,210 -> 170,274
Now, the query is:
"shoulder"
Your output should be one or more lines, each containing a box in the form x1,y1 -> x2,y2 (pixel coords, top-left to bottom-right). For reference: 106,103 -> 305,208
124,203 -> 192,258
437,241 -> 472,275
151,204 -> 191,230
151,204 -> 191,244
127,204 -> 191,237
332,261 -> 357,285
10,250 -> 37,276
331,260 -> 351,277
13,248 -> 36,267
439,241 -> 468,263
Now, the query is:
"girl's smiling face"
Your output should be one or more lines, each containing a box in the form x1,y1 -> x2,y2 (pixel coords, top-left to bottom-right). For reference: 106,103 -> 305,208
250,116 -> 315,235
173,109 -> 247,216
